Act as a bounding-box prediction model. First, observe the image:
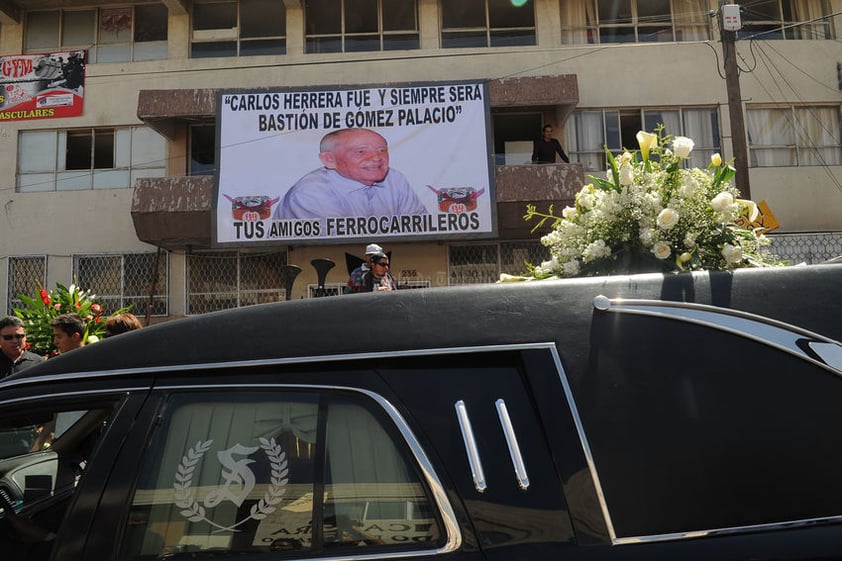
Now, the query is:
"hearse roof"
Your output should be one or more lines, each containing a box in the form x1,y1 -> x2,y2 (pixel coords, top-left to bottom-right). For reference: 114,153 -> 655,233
7,264 -> 842,381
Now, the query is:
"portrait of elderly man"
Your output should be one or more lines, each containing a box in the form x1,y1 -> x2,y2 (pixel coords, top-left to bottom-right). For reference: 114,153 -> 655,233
0,316 -> 42,379
275,128 -> 428,219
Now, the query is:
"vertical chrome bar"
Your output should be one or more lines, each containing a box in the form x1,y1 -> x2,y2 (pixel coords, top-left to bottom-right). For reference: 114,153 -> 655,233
454,400 -> 487,492
495,398 -> 530,490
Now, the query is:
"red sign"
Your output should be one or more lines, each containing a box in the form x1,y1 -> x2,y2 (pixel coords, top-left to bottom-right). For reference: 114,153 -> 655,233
0,51 -> 85,121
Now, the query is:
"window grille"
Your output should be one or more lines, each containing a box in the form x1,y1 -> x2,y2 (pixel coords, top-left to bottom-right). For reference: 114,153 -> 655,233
448,241 -> 548,285
767,232 -> 842,264
7,256 -> 47,314
186,251 -> 288,314
307,282 -> 343,298
74,252 -> 168,317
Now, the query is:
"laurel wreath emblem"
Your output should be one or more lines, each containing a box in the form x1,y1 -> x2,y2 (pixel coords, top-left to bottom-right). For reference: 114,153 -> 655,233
173,437 -> 289,532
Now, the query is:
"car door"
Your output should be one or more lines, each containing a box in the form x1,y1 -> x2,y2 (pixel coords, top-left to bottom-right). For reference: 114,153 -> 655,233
0,378 -> 152,561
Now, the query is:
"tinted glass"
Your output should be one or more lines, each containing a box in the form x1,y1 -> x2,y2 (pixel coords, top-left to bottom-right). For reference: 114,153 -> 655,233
574,313 -> 842,537
118,391 -> 443,559
134,4 -> 168,42
241,0 -> 285,38
306,0 -> 341,34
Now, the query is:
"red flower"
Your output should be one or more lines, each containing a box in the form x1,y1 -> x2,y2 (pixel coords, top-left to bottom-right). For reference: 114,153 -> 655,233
39,288 -> 51,306
75,301 -> 81,308
91,303 -> 102,314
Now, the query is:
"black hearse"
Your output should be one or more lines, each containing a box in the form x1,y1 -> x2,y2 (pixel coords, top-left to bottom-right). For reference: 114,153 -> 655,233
1,264 -> 842,561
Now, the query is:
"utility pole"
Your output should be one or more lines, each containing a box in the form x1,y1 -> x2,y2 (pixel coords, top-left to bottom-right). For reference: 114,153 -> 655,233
720,3 -> 751,199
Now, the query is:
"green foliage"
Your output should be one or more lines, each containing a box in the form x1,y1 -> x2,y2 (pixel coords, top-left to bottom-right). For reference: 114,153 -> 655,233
13,282 -> 132,357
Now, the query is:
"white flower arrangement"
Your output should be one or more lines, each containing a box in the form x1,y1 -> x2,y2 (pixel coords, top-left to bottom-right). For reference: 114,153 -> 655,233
521,127 -> 781,279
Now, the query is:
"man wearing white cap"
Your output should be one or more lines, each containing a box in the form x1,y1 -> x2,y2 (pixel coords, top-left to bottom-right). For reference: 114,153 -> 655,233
345,243 -> 383,294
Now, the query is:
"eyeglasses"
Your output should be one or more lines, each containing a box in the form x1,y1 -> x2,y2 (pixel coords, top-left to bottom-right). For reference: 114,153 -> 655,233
2,334 -> 25,341
374,261 -> 389,267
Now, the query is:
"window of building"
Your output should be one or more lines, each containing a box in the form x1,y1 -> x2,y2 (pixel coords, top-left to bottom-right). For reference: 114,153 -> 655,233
565,107 -> 720,171
747,105 -> 842,167
118,390 -> 445,558
560,0 -> 710,44
191,0 -> 285,58
18,127 -> 166,192
441,0 -> 535,48
304,0 -> 419,53
572,311 -> 842,536
738,0 -> 833,40
448,241 -> 549,284
74,252 -> 169,317
24,4 -> 168,62
6,256 -> 47,315
189,124 -> 216,176
186,251 -> 289,314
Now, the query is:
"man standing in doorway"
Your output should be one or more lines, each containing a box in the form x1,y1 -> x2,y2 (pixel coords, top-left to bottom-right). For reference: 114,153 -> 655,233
532,124 -> 570,164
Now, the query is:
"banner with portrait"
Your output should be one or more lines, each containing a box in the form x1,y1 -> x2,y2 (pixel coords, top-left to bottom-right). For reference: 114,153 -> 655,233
214,81 -> 494,245
0,51 -> 86,121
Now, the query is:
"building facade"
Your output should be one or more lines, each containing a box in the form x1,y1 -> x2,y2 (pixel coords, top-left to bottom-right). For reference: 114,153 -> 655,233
1,0 -> 841,321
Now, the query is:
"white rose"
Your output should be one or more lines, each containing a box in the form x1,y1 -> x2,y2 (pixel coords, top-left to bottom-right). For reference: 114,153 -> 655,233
562,206 -> 578,219
652,241 -> 672,260
656,208 -> 679,230
673,136 -> 694,159
721,243 -> 743,264
562,260 -> 580,276
711,191 -> 734,212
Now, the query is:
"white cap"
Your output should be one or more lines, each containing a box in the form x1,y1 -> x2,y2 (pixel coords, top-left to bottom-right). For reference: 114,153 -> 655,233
365,243 -> 383,255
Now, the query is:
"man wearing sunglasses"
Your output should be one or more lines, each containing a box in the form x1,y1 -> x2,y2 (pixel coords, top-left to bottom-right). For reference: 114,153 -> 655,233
0,316 -> 43,379
360,252 -> 397,292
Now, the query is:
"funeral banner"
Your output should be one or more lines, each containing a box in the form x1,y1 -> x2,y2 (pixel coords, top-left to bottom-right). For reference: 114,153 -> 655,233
214,81 -> 495,245
0,51 -> 86,121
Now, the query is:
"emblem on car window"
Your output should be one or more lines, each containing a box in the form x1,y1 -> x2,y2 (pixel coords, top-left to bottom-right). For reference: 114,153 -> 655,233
173,437 -> 289,532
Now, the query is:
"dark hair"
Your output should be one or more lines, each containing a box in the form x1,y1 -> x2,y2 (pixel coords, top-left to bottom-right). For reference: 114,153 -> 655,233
0,316 -> 24,330
50,313 -> 85,337
104,312 -> 142,338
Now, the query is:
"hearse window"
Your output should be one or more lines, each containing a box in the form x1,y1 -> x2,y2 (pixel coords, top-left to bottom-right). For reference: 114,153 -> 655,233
574,313 -> 842,539
0,403 -> 117,561
118,391 -> 444,559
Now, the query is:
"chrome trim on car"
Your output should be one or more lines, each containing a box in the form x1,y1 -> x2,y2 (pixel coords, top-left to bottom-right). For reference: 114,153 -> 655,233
455,400 -> 487,493
0,343 -> 559,388
495,399 -> 529,490
593,296 -> 842,374
545,346 -> 617,541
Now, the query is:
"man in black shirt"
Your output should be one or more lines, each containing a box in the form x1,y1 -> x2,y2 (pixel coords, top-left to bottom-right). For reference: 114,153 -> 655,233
0,316 -> 42,379
532,124 -> 570,164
